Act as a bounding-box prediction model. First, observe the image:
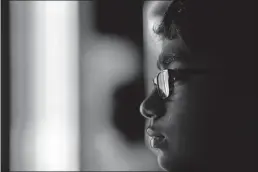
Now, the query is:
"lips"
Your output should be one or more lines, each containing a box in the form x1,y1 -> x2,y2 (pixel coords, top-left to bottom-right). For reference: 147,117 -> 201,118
150,135 -> 166,148
146,127 -> 167,149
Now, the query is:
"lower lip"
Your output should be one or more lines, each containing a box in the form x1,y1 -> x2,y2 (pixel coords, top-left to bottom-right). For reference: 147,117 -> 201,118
150,136 -> 167,149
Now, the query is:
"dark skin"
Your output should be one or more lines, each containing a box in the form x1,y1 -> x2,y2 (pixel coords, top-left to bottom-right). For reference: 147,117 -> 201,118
141,1 -> 254,172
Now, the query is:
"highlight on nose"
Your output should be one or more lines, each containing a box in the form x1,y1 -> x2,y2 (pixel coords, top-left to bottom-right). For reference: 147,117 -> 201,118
139,88 -> 166,119
140,100 -> 156,119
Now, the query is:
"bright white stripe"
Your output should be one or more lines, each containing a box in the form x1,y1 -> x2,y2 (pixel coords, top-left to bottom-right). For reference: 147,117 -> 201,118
10,1 -> 79,170
163,70 -> 169,97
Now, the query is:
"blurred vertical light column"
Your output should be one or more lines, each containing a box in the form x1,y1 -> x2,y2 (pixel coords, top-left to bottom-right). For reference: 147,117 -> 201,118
10,1 -> 80,171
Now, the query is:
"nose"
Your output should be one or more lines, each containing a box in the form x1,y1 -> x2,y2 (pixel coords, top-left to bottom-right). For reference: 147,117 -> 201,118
140,89 -> 166,119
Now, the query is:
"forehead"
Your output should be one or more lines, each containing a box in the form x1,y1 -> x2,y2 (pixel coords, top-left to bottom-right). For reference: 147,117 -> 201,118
145,1 -> 215,61
144,1 -> 173,54
145,2 -> 188,58
145,1 -> 173,18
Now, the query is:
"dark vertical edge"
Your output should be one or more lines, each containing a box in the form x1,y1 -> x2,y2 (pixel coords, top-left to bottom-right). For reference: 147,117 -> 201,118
78,1 -> 84,170
139,1 -> 145,78
1,0 -> 10,171
76,2 -> 82,171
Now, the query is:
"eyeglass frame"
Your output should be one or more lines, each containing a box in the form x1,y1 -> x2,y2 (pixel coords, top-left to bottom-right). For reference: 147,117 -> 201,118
153,68 -> 209,99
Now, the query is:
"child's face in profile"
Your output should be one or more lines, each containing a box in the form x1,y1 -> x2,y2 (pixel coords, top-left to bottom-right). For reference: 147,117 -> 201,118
140,1 -> 247,171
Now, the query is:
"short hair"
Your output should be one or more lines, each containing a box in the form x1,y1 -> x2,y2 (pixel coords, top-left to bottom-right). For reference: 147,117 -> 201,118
153,0 -> 254,60
153,0 -> 254,91
153,0 -> 186,40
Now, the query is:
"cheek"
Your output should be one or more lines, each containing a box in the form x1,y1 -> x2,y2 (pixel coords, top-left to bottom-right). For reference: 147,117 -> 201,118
174,77 -> 217,118
162,78 -> 214,155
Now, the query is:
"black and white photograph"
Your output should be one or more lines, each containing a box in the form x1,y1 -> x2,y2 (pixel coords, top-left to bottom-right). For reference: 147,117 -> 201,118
1,0 -> 255,171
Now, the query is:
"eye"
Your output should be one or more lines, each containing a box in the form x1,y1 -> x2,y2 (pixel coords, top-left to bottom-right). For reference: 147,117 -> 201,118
174,69 -> 192,82
168,70 -> 188,92
165,76 -> 184,101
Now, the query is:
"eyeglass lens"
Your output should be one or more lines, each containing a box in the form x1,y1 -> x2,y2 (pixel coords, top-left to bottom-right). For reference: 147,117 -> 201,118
157,70 -> 170,99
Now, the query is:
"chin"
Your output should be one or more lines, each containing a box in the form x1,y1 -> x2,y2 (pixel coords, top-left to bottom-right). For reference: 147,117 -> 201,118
157,150 -> 191,172
156,150 -> 175,171
158,152 -> 205,172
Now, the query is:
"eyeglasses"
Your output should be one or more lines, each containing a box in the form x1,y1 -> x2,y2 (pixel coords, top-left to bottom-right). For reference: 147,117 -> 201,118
153,69 -> 208,99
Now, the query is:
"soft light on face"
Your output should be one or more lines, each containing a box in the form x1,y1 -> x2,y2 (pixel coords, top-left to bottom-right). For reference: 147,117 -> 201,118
142,1 -> 217,171
142,1 -> 254,172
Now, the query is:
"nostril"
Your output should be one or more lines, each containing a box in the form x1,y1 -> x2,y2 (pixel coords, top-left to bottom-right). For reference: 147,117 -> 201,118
145,112 -> 155,119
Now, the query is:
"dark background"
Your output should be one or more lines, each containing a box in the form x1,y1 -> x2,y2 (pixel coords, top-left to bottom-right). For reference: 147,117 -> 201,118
95,0 -> 146,143
2,0 -> 10,171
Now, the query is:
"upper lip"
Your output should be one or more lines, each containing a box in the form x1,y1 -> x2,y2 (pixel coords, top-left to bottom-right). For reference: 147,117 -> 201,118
146,127 -> 165,138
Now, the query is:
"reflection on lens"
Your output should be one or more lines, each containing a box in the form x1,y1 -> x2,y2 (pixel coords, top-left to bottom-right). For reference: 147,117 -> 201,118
158,70 -> 169,98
